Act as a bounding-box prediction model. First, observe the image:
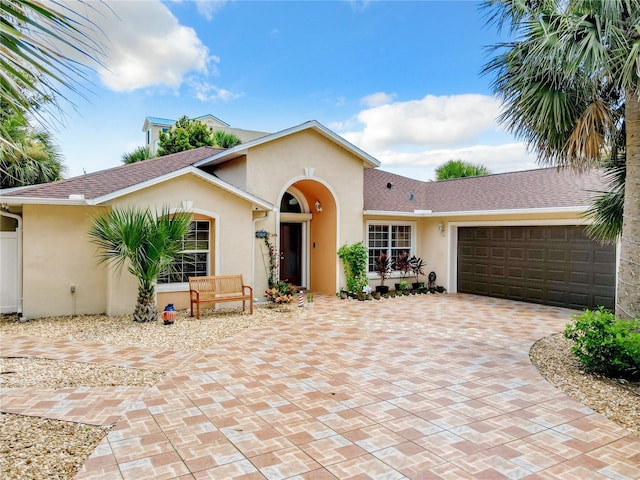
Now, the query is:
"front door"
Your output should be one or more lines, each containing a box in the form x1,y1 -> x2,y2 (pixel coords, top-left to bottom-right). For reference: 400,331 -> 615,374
280,223 -> 302,286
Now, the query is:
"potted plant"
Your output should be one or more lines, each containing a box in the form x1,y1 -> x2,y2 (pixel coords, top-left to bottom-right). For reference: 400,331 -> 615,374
374,253 -> 393,294
394,252 -> 411,290
410,256 -> 426,290
398,279 -> 410,294
306,293 -> 314,309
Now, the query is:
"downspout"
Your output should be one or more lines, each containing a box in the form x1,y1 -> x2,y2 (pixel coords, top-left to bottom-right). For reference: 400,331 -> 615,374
252,210 -> 270,301
1,211 -> 23,316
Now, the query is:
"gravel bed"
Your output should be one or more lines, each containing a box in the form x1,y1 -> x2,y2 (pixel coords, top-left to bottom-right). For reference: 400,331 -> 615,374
530,333 -> 640,435
0,413 -> 109,480
1,307 -> 638,479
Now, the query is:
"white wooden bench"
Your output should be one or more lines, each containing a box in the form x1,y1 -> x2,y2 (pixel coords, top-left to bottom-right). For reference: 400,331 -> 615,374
188,275 -> 253,319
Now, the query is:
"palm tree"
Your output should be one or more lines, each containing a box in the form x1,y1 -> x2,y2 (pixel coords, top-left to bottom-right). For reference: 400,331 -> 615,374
121,146 -> 155,164
483,0 -> 640,319
435,159 -> 489,180
89,207 -> 192,322
0,1 -> 103,119
213,130 -> 242,149
1,112 -> 65,188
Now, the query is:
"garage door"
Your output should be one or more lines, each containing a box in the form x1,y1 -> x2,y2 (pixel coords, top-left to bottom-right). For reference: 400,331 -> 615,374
457,226 -> 615,310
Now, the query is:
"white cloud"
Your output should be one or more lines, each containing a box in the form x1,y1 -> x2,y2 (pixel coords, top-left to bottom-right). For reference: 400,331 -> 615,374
375,143 -> 539,181
361,92 -> 396,107
188,79 -> 244,102
342,93 -> 502,151
82,1 -> 212,92
194,0 -> 228,20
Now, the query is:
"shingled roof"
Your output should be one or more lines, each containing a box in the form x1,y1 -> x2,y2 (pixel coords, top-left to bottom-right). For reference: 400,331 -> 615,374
2,147 -> 223,201
364,167 -> 608,213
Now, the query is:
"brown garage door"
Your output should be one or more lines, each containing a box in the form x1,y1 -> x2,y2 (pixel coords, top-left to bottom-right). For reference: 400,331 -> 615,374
457,226 -> 615,310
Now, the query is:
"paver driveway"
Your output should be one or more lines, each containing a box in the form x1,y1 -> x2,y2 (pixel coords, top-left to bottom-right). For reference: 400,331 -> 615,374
3,294 -> 639,479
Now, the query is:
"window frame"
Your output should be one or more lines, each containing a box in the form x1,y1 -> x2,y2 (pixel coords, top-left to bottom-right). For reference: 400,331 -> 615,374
157,220 -> 210,291
365,220 -> 417,278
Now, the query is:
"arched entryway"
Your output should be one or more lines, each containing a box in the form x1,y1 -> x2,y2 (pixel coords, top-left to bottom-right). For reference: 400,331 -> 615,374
278,180 -> 337,294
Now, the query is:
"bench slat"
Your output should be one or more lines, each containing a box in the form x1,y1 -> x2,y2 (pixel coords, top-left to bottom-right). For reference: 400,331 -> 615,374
188,275 -> 253,319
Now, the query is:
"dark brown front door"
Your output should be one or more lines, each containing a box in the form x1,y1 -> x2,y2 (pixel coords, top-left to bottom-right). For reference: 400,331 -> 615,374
457,226 -> 615,310
280,223 -> 302,286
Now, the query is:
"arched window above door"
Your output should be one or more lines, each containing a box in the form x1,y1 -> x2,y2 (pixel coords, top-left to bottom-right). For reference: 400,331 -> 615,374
280,192 -> 302,213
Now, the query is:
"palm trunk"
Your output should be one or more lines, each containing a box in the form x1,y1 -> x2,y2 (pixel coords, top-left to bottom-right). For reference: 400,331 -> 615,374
133,281 -> 158,323
616,92 -> 640,320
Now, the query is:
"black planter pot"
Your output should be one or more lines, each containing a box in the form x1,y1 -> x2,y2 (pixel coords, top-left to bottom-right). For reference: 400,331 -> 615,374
376,285 -> 389,294
412,282 -> 424,290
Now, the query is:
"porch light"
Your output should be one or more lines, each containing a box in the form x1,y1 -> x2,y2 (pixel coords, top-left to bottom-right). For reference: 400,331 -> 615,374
438,222 -> 445,236
315,200 -> 322,213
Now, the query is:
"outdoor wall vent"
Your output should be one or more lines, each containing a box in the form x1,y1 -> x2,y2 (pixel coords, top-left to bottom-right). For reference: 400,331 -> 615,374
386,182 -> 393,189
409,193 -> 415,201
68,194 -> 85,200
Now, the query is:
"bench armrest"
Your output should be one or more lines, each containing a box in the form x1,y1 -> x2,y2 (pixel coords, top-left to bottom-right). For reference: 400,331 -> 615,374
243,285 -> 253,296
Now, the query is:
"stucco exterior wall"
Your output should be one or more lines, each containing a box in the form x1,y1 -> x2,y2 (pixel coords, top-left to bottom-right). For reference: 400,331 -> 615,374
21,204 -> 109,319
244,130 -> 366,293
109,173 -> 258,314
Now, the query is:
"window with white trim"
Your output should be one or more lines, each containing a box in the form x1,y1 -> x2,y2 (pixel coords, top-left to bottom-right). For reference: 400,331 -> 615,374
367,222 -> 414,273
158,220 -> 210,283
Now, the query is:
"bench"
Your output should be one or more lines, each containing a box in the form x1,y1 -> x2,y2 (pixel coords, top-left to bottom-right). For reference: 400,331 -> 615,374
189,275 -> 253,319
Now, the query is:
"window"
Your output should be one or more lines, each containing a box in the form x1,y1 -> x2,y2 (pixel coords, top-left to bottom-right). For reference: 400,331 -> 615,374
158,221 -> 210,283
367,222 -> 414,273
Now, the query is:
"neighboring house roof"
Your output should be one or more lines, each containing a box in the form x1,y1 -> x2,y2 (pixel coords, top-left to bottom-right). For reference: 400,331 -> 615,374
364,167 -> 608,214
142,114 -> 231,131
195,120 -> 381,170
1,147 -> 224,201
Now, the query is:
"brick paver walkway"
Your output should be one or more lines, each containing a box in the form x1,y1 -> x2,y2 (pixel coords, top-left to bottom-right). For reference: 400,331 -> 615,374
2,294 -> 639,479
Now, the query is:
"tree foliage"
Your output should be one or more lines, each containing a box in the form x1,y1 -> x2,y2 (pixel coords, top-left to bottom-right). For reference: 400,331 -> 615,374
1,1 -> 105,185
89,207 -> 192,322
121,146 -> 155,164
157,116 -> 215,156
213,130 -> 242,149
482,0 -> 640,319
1,0 -> 104,133
435,160 -> 489,180
1,111 -> 65,188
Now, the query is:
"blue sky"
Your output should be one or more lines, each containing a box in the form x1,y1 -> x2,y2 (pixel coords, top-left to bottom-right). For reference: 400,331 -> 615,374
54,0 -> 539,181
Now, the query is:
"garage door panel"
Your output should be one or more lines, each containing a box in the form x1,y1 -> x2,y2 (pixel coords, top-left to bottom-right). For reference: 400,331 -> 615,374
594,273 -> 615,287
457,226 -> 615,310
548,249 -> 567,262
570,271 -> 589,285
594,250 -> 615,264
528,248 -> 545,261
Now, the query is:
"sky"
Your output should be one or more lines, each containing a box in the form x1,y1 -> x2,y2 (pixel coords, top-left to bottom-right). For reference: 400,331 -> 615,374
50,0 -> 541,181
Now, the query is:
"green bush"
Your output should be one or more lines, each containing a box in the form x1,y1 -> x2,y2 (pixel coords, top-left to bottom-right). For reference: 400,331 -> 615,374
337,242 -> 368,294
564,307 -> 640,380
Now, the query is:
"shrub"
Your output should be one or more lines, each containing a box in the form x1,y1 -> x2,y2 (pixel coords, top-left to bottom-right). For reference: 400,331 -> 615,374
337,242 -> 368,293
265,281 -> 298,304
564,307 -> 640,380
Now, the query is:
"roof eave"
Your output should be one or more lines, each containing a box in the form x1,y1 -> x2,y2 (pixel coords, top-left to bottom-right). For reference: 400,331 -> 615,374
364,206 -> 589,217
92,166 -> 274,211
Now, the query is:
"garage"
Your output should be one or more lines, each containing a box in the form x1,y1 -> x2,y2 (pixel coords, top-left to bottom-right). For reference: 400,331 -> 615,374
457,225 -> 616,310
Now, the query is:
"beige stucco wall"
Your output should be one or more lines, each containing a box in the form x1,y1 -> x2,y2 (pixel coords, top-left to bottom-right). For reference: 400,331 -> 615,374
214,155 -> 248,190
109,173 -> 258,314
21,204 -> 109,319
244,130 -> 366,294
